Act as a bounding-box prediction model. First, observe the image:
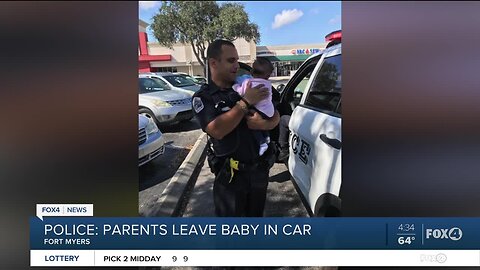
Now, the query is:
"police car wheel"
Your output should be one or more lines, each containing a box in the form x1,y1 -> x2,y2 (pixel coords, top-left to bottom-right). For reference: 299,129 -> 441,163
314,193 -> 342,217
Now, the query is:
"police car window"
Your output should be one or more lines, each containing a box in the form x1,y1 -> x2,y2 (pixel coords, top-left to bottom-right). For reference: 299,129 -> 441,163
295,75 -> 311,94
294,66 -> 315,95
284,60 -> 318,110
304,55 -> 341,114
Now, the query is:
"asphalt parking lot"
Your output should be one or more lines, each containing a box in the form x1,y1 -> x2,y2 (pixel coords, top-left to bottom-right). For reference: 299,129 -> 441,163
181,156 -> 309,217
139,119 -> 203,216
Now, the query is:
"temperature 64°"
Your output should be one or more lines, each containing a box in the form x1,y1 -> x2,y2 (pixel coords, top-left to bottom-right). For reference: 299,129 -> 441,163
398,236 -> 415,245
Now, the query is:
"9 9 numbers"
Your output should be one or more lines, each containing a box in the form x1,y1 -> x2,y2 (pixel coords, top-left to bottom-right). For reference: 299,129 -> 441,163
172,256 -> 189,262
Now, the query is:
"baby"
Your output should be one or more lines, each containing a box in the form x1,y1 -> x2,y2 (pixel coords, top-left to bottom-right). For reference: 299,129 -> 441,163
233,57 -> 274,156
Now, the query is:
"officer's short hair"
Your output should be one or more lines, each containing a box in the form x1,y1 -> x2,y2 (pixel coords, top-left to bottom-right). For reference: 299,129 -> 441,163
207,40 -> 235,61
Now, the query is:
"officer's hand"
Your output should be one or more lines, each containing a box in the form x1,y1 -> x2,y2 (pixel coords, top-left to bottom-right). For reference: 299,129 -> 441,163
243,81 -> 269,105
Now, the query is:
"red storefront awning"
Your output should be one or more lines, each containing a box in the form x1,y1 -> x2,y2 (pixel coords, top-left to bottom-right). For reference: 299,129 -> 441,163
139,54 -> 172,62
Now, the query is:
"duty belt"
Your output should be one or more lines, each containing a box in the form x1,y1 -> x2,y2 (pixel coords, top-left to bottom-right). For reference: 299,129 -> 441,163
228,157 -> 263,183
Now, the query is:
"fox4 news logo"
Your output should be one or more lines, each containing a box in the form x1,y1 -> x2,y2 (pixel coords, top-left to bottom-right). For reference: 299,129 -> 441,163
425,227 -> 463,241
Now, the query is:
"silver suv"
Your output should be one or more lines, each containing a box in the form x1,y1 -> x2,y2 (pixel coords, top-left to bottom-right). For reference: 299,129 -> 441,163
139,74 -> 194,125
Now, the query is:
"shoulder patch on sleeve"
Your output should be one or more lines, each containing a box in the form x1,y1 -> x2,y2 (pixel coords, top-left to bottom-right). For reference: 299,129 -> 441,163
193,97 -> 204,113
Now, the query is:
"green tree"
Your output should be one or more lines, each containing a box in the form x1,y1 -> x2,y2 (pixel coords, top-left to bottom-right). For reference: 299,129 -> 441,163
150,1 -> 260,75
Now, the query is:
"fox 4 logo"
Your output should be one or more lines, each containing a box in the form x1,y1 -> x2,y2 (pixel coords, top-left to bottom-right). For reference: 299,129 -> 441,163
425,227 -> 463,241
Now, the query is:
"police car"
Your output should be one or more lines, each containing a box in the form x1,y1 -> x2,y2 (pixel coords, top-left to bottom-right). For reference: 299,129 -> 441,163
279,30 -> 342,217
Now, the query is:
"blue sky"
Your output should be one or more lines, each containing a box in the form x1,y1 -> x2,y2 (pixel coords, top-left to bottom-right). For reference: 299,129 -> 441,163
139,1 -> 341,46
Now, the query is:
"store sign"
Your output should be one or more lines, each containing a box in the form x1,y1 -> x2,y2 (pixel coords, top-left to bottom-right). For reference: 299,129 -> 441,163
290,48 -> 321,55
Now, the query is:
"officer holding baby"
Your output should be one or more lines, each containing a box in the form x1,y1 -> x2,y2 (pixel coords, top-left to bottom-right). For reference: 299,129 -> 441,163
192,39 -> 280,217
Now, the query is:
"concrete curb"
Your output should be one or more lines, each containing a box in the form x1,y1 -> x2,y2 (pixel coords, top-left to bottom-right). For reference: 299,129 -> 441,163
145,132 -> 207,217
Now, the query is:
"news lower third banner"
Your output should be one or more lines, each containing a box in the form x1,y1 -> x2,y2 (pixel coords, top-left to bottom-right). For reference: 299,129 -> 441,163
30,215 -> 480,266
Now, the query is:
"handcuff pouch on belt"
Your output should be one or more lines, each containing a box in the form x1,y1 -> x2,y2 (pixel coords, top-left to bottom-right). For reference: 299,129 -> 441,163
206,138 -> 224,175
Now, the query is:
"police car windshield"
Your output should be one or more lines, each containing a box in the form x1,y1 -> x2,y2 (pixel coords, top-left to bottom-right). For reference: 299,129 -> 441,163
163,75 -> 196,87
139,77 -> 170,93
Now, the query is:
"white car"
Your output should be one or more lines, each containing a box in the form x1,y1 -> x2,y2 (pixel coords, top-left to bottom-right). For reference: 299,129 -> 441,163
139,74 -> 194,125
139,114 -> 165,166
280,30 -> 342,217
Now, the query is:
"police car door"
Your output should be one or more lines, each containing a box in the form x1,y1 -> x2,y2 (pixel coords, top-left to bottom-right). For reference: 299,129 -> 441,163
288,46 -> 342,215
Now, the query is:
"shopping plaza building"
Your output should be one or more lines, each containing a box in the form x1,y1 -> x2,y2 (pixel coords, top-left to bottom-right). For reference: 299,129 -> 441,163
139,20 -> 327,77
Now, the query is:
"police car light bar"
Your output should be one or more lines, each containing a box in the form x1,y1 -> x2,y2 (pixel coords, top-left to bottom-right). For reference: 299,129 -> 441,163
325,30 -> 342,42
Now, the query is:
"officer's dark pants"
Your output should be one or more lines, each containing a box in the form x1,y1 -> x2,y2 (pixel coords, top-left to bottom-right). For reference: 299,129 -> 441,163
278,115 -> 291,149
213,163 -> 269,217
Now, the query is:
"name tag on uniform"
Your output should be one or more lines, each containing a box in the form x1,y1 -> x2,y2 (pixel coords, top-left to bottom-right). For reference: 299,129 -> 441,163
221,107 -> 231,112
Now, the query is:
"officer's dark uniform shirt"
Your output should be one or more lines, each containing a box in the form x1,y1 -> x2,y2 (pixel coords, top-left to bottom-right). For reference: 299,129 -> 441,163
192,82 -> 260,163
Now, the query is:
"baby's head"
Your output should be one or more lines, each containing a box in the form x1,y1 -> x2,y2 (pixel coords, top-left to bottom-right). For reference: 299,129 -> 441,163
251,57 -> 274,80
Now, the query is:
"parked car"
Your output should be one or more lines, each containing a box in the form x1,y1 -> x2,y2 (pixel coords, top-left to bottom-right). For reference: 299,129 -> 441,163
192,75 -> 207,84
279,30 -> 342,217
138,114 -> 165,166
139,74 -> 194,125
174,72 -> 207,85
145,72 -> 201,92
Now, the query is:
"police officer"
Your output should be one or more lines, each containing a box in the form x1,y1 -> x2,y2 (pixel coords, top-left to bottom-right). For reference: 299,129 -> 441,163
192,40 -> 280,217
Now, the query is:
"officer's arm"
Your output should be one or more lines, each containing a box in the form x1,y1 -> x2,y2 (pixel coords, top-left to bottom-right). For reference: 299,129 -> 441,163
246,110 -> 280,131
205,100 -> 249,140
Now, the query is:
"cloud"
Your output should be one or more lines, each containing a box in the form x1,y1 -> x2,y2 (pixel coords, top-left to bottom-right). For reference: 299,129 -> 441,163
272,9 -> 304,29
139,1 -> 160,10
310,8 -> 320,15
329,15 -> 341,25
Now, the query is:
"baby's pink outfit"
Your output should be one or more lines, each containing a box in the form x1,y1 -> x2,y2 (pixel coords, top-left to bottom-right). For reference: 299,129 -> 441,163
233,78 -> 274,118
